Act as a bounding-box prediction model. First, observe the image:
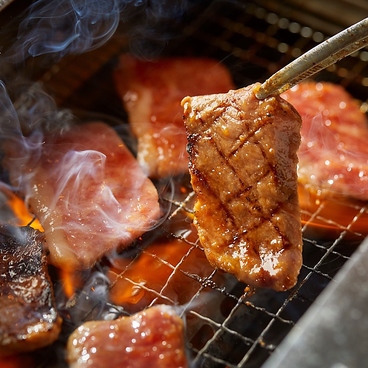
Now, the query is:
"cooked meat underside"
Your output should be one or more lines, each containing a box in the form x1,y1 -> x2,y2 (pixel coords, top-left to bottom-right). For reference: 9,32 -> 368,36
0,225 -> 62,357
182,83 -> 303,291
67,305 -> 188,368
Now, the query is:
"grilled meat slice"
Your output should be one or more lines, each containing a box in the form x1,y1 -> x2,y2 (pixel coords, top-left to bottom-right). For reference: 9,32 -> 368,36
114,55 -> 235,178
4,122 -> 161,270
67,305 -> 188,368
182,83 -> 303,291
282,81 -> 368,201
0,225 -> 62,357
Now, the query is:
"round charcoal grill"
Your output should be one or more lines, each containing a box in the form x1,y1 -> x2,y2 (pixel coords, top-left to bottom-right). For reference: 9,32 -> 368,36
1,1 -> 368,367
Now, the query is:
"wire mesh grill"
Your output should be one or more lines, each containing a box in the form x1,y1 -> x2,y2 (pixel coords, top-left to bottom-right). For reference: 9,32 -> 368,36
4,0 -> 368,367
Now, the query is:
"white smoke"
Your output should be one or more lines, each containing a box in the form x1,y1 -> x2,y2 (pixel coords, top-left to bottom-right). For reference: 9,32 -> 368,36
3,0 -> 198,62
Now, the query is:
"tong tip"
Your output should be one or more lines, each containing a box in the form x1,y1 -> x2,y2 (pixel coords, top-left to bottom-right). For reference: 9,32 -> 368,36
254,16 -> 368,100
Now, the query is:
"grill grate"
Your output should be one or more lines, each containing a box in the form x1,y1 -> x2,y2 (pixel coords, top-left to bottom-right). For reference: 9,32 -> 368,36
151,179 -> 362,367
3,1 -> 368,367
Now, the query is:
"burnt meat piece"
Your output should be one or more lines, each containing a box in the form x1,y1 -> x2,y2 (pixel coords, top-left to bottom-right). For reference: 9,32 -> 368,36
0,225 -> 62,356
182,83 -> 303,291
67,305 -> 188,368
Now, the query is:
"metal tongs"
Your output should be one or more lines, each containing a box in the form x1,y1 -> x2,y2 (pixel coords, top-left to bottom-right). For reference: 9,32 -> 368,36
255,17 -> 368,99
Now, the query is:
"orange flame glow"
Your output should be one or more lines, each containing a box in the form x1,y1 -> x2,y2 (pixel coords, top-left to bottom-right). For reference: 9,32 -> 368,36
299,184 -> 368,235
108,237 -> 215,314
108,240 -> 192,306
59,269 -> 83,299
7,193 -> 43,232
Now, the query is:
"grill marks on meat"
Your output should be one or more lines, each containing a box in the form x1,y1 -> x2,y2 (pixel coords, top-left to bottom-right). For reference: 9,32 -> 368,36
282,81 -> 368,201
114,55 -> 235,178
0,225 -> 62,356
182,84 -> 303,291
67,305 -> 188,368
4,122 -> 160,270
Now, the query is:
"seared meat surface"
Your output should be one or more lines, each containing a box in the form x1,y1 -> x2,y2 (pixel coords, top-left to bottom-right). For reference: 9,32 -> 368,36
0,225 -> 62,356
282,81 -> 368,201
114,55 -> 235,178
67,305 -> 188,368
182,83 -> 303,291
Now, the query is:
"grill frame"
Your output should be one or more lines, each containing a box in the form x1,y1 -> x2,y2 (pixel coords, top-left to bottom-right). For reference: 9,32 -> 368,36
1,1 -> 368,367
